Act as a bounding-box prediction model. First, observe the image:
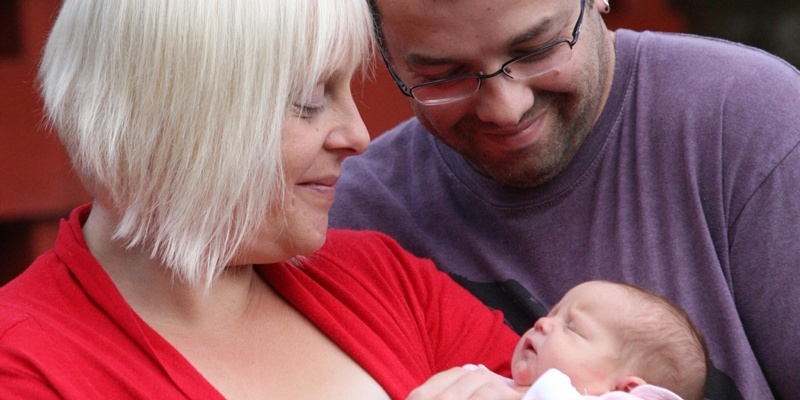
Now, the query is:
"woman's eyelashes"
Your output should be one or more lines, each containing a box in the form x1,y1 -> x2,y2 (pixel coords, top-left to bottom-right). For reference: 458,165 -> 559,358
294,85 -> 327,119
294,103 -> 324,119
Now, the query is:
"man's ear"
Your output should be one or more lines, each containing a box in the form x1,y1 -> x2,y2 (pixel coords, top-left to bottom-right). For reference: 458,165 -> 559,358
615,376 -> 647,392
593,0 -> 610,13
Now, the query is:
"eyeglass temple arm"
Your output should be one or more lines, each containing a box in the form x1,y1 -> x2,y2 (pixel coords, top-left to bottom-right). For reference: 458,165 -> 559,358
378,45 -> 414,98
571,0 -> 586,46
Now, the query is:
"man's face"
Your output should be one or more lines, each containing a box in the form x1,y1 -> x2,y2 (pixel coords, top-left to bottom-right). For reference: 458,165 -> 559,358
377,0 -> 614,187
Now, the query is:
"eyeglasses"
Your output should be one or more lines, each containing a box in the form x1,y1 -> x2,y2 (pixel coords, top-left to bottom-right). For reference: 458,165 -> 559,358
381,0 -> 585,106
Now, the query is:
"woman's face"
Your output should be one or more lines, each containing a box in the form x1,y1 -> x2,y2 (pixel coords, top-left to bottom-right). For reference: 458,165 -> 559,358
242,71 -> 369,264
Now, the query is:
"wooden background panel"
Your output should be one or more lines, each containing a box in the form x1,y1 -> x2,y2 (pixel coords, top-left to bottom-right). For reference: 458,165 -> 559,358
0,0 -> 90,221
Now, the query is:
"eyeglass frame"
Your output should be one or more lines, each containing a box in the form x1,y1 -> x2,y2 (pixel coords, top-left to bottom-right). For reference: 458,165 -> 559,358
379,0 -> 586,105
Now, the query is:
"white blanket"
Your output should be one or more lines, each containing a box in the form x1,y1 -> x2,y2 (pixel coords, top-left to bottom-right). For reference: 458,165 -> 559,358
462,365 -> 683,400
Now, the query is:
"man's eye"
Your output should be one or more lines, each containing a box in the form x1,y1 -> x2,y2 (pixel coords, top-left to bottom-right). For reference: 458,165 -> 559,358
517,48 -> 555,65
413,66 -> 468,83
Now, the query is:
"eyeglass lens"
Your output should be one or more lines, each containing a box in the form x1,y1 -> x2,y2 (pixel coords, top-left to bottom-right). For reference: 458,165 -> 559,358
412,41 -> 573,105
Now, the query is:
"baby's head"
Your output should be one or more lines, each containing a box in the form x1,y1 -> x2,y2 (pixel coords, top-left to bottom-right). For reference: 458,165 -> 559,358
511,280 -> 707,400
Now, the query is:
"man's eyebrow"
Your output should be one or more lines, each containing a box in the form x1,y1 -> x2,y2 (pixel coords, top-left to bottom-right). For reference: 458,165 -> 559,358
508,16 -> 558,48
405,53 -> 458,67
403,14 -> 560,66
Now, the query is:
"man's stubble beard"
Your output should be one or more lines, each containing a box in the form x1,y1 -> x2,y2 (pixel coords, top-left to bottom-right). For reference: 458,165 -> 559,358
422,90 -> 596,189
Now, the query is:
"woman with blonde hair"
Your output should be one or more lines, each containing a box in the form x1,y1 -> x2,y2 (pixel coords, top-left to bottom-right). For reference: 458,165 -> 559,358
0,1 -> 519,398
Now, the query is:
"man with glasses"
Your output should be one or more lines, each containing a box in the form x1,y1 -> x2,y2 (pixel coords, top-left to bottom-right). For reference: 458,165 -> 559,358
330,0 -> 800,398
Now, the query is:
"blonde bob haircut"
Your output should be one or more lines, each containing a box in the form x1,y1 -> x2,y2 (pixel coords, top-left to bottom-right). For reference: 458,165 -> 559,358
39,0 -> 374,288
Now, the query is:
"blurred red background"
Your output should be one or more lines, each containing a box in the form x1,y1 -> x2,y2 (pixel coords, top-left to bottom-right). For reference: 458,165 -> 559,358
0,0 -> 687,284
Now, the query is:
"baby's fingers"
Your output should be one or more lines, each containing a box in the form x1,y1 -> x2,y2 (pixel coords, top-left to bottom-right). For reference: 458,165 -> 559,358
406,366 -> 524,400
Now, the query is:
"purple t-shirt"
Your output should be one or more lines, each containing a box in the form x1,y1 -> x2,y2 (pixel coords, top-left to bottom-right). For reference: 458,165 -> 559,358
330,30 -> 800,399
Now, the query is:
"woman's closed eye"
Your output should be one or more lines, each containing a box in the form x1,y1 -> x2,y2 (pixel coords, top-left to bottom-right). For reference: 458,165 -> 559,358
294,103 -> 324,119
293,84 -> 326,119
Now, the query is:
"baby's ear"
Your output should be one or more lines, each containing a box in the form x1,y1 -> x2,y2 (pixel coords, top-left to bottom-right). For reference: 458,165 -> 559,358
615,376 -> 647,392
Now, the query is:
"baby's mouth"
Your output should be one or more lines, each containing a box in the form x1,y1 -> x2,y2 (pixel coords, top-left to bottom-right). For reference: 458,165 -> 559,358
522,336 -> 537,356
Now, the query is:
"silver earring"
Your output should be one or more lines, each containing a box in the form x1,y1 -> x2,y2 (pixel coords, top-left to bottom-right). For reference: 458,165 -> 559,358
602,0 -> 610,13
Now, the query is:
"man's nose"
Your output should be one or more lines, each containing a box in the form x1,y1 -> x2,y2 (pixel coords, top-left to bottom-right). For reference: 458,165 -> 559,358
473,74 -> 534,127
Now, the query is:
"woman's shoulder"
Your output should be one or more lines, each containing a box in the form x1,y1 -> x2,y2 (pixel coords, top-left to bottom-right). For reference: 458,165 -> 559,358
308,229 -> 442,289
322,229 -> 421,261
0,250 -> 63,315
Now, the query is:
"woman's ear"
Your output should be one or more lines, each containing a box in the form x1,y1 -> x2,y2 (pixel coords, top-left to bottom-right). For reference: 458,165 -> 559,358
615,376 -> 646,392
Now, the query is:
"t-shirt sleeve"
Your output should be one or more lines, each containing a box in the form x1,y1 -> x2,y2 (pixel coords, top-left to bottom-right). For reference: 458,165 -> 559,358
319,230 -> 519,377
728,141 -> 800,398
723,57 -> 800,399
371,232 -> 520,376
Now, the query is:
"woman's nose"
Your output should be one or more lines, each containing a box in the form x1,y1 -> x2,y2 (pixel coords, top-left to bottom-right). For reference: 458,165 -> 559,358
341,106 -> 369,157
327,94 -> 370,157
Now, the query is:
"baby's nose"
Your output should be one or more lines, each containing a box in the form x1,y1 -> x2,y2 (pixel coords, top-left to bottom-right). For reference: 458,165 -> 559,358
534,316 -> 553,334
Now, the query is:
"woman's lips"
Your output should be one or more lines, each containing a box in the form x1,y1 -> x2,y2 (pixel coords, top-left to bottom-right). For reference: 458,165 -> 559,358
298,175 -> 338,201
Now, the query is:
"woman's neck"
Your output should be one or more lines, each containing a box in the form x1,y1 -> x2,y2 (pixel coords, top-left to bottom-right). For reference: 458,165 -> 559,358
81,202 -> 268,331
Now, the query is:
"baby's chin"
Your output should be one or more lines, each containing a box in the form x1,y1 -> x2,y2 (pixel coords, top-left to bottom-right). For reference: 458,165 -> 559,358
511,358 -> 538,386
510,383 -> 531,394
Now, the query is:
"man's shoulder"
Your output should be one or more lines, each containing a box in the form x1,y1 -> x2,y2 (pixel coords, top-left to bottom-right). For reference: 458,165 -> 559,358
362,117 -> 431,157
620,29 -> 799,79
337,117 -> 444,193
616,29 -> 800,144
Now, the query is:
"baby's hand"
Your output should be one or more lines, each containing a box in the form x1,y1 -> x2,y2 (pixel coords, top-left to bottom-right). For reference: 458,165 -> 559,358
406,365 -> 525,400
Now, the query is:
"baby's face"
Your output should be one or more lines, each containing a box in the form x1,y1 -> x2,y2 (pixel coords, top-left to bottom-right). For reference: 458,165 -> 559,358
511,281 -> 628,395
